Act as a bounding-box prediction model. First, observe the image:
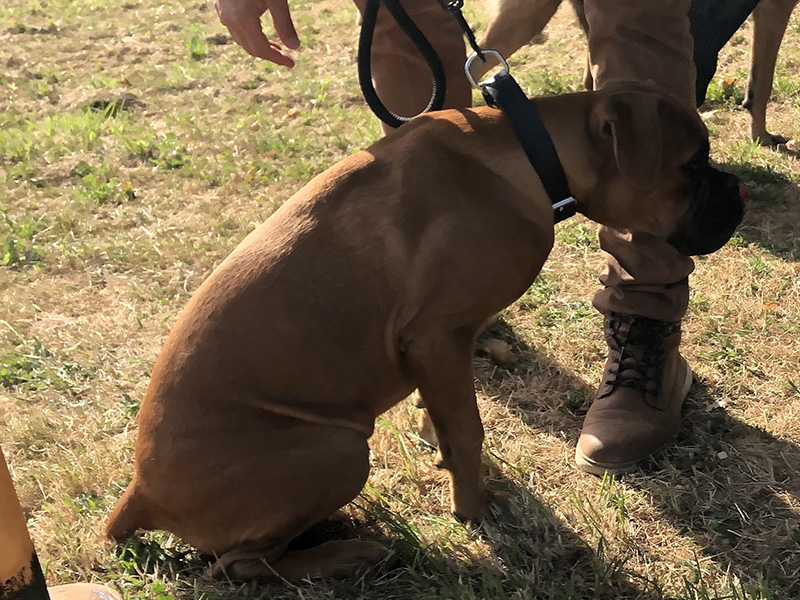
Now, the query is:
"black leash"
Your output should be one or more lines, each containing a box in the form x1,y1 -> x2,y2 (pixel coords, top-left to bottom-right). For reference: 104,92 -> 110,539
438,0 -> 484,59
358,0 -> 447,129
357,0 -> 576,222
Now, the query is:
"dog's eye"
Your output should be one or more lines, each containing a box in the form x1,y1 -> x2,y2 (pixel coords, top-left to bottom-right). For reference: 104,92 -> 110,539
683,142 -> 710,174
682,156 -> 707,174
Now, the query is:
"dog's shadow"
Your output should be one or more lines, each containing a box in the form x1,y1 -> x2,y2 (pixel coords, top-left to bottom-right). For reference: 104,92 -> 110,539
291,484 -> 671,599
474,319 -> 800,598
474,468 -> 675,600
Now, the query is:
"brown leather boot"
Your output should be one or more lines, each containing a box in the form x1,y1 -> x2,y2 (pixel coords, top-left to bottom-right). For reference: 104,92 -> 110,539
575,312 -> 693,475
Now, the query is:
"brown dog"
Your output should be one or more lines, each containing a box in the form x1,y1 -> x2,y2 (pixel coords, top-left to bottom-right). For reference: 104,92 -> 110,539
106,83 -> 744,581
476,0 -> 797,146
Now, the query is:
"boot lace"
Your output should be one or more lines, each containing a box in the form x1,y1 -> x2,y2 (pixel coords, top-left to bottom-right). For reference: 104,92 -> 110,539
601,312 -> 680,398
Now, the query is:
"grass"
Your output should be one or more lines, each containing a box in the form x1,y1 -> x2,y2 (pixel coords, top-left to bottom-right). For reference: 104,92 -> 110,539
1,1 -> 800,599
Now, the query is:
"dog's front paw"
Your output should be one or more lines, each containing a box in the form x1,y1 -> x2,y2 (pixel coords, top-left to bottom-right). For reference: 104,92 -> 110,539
450,487 -> 486,523
451,511 -> 479,526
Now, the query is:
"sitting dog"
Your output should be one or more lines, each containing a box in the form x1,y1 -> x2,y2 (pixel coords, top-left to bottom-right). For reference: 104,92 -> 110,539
106,82 -> 744,582
476,0 -> 797,146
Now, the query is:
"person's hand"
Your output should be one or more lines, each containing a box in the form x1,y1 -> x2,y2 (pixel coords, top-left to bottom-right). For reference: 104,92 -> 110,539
214,0 -> 300,67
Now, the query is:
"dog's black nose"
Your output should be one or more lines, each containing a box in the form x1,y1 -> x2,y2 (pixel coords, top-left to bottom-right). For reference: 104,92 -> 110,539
723,171 -> 741,195
667,168 -> 745,256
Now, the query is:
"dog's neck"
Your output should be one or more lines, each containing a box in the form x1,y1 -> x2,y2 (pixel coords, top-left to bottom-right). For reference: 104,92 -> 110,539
526,93 -> 603,212
390,97 -> 604,226
460,93 -> 603,223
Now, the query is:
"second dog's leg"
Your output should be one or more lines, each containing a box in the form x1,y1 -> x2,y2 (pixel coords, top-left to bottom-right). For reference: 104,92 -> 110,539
406,332 -> 485,521
474,0 -> 562,79
744,0 -> 797,146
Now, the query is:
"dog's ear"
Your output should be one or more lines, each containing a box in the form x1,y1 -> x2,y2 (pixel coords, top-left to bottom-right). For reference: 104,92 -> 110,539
592,90 -> 664,190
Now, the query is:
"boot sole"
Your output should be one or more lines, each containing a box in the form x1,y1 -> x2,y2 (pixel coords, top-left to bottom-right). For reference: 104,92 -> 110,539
574,357 -> 694,476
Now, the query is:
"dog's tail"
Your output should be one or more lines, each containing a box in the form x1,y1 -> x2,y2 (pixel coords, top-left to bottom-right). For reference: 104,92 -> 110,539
105,478 -> 153,540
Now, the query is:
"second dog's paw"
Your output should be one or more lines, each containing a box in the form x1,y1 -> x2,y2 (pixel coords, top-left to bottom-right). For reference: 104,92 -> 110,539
756,132 -> 790,148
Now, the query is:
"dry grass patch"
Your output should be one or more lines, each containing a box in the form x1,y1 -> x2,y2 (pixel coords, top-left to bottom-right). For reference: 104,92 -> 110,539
2,1 -> 800,599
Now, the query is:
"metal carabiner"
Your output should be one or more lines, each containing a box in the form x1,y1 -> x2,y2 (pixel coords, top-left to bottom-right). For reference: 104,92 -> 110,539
464,49 -> 510,90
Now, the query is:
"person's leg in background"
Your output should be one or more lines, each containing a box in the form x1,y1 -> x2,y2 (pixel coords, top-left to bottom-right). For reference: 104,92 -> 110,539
352,0 -> 471,135
576,0 -> 699,474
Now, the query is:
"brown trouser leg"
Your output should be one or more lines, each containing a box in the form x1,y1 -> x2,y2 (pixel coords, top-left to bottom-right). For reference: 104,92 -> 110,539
585,0 -> 697,322
352,0 -> 471,134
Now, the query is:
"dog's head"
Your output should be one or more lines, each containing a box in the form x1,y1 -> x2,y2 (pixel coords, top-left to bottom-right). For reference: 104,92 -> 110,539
583,82 -> 745,256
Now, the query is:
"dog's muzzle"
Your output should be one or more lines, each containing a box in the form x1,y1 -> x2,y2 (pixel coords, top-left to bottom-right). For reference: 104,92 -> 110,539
667,168 -> 746,256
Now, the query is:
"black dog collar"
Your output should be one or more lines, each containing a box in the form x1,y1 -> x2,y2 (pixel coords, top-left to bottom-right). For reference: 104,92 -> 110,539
476,67 -> 577,223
